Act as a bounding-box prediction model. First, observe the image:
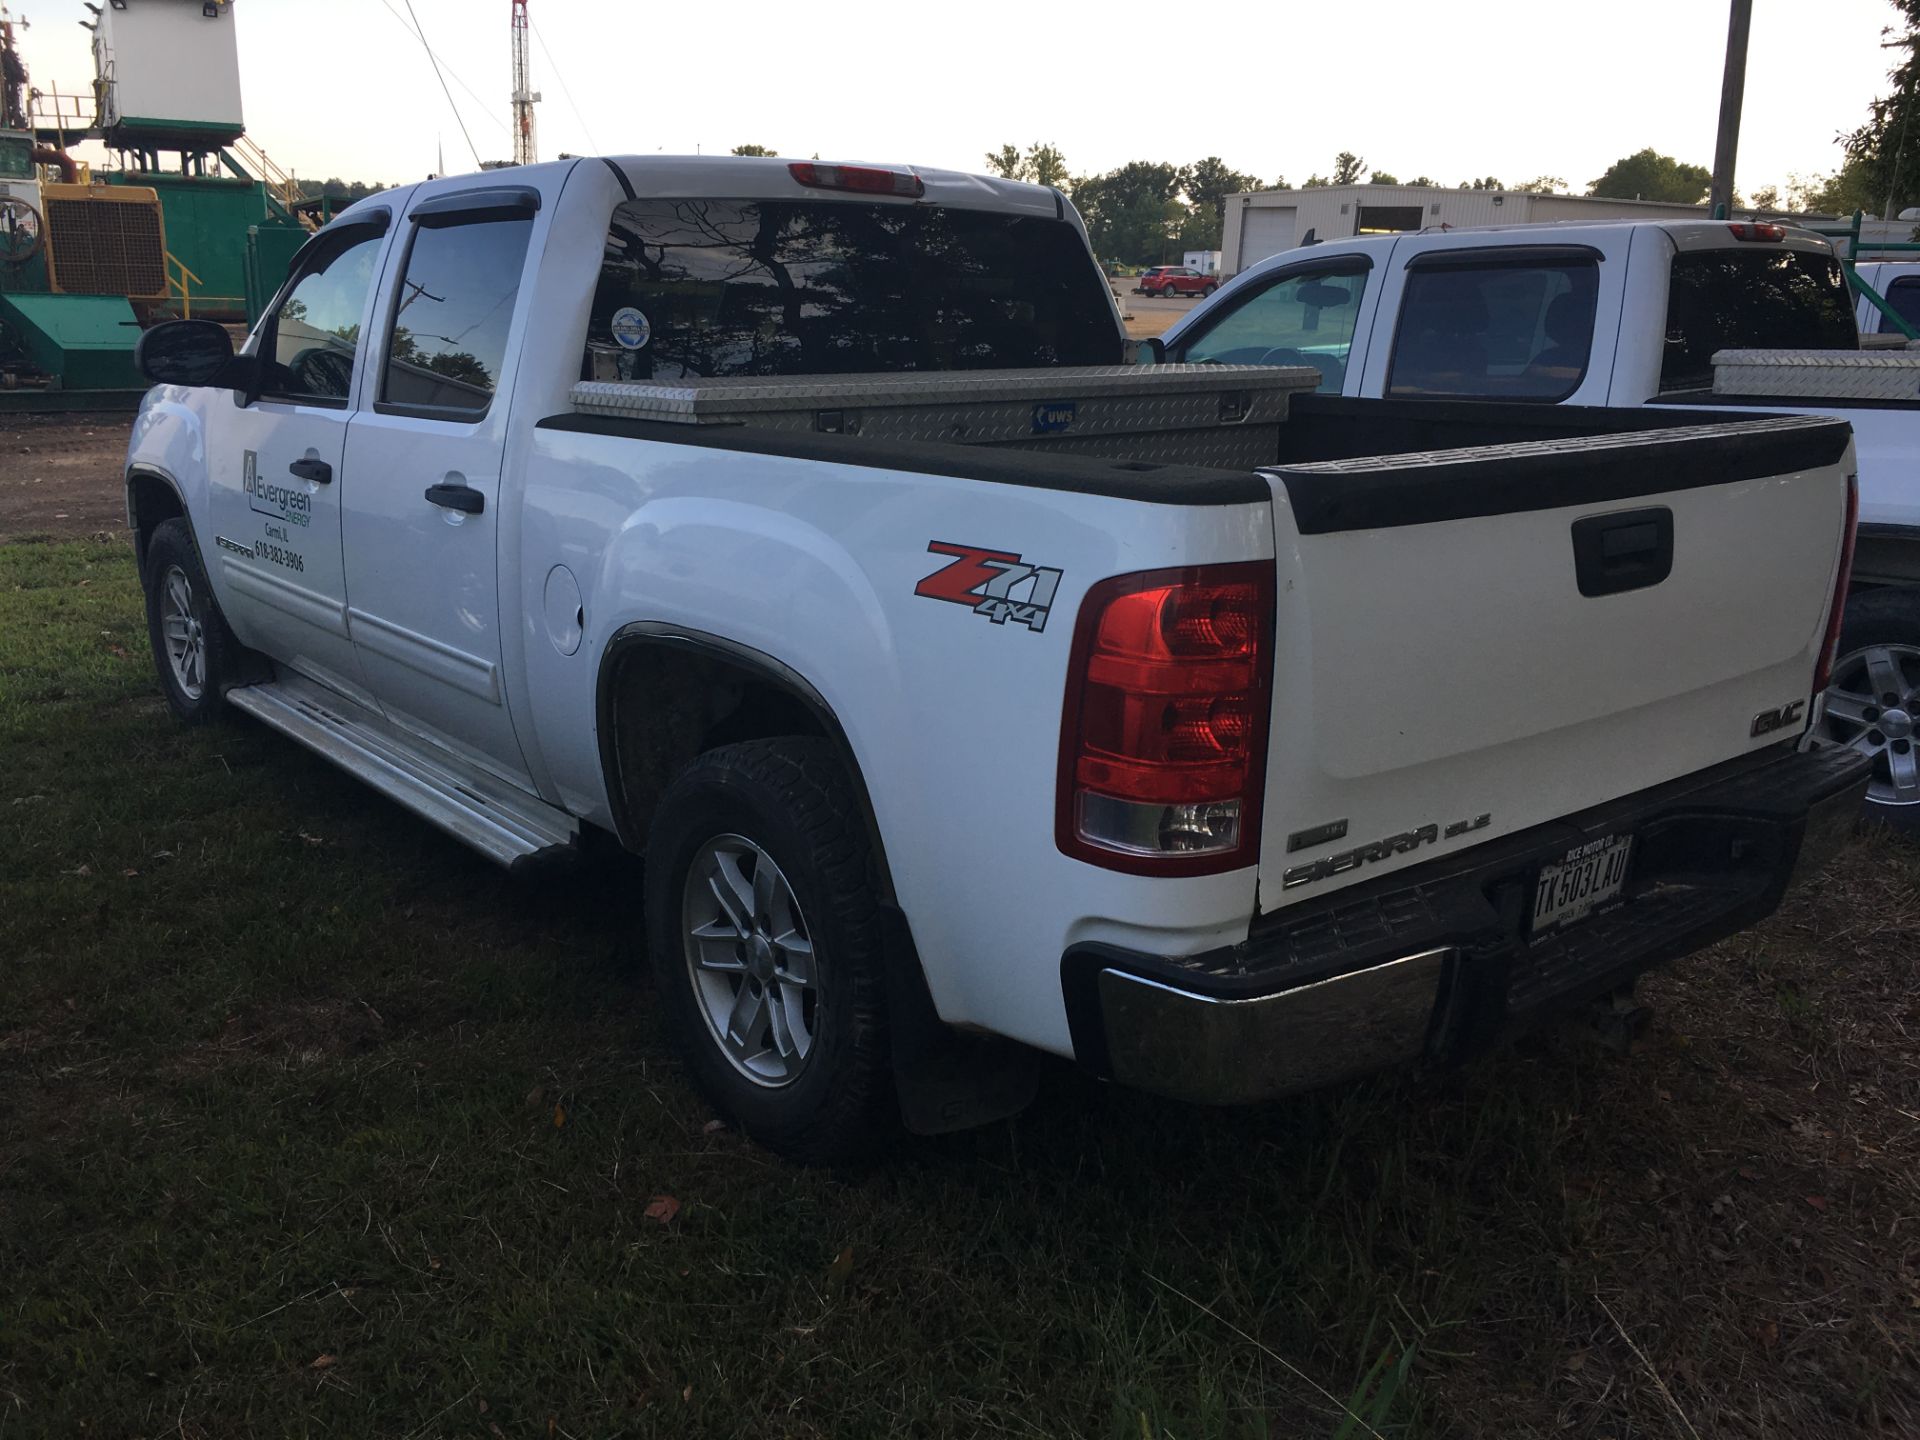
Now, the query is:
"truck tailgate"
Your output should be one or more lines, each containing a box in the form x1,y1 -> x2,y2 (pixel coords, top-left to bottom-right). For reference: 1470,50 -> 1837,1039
1257,414 -> 1854,905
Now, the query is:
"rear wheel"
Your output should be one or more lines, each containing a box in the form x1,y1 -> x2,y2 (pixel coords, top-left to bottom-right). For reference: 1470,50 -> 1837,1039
142,518 -> 244,724
1820,588 -> 1920,826
644,738 -> 894,1162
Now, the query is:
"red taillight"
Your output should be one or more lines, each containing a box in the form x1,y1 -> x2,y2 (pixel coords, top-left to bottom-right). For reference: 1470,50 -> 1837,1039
787,161 -> 925,199
1728,222 -> 1786,242
1813,473 -> 1859,694
1057,563 -> 1273,875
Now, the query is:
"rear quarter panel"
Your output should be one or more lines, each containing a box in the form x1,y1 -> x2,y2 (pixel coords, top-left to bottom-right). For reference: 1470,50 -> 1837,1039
517,428 -> 1276,1055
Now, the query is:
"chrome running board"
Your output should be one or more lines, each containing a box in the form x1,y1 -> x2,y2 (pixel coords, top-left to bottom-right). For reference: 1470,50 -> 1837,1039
226,674 -> 578,870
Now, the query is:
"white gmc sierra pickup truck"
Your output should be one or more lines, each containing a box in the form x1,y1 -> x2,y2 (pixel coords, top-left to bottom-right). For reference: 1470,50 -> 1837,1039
1161,220 -> 1920,820
125,158 -> 1867,1160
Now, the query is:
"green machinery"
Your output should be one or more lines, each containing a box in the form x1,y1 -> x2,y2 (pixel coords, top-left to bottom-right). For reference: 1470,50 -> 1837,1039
0,1 -> 312,404
99,168 -> 303,322
0,130 -> 161,399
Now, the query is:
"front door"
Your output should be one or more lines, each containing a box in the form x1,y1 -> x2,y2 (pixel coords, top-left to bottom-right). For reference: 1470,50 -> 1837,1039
208,221 -> 390,705
340,192 -> 538,784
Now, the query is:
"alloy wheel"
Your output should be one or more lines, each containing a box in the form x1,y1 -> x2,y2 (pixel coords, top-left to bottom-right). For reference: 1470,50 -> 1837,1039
159,564 -> 206,701
681,835 -> 819,1087
1822,642 -> 1920,807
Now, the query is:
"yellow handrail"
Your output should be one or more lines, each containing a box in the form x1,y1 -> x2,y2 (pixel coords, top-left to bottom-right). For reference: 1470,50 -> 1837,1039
26,84 -> 99,150
165,251 -> 203,319
230,134 -> 304,214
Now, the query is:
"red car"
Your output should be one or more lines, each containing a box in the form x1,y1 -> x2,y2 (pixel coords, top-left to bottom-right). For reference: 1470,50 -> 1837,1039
1134,266 -> 1218,297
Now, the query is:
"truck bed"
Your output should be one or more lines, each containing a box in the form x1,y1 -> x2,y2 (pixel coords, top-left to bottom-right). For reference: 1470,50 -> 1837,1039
568,370 -> 1840,487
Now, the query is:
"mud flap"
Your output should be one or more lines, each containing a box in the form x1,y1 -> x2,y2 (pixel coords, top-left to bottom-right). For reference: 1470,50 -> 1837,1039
879,906 -> 1040,1135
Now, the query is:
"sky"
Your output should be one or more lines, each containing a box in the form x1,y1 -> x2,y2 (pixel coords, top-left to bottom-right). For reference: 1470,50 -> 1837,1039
14,0 -> 1911,196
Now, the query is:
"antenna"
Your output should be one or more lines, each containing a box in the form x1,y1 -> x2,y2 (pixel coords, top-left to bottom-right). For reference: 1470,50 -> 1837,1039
510,0 -> 539,166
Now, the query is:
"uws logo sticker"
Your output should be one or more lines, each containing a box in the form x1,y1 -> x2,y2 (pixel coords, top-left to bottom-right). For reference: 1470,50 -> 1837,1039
243,449 -> 312,528
914,541 -> 1063,634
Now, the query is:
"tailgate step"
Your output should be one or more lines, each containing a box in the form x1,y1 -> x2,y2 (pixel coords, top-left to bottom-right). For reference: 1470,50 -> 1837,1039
225,674 -> 578,869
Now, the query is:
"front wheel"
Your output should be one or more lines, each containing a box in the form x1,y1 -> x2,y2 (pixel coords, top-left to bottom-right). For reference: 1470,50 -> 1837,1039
142,517 -> 246,724
1820,588 -> 1920,826
1200,283 -> 1218,296
643,738 -> 895,1162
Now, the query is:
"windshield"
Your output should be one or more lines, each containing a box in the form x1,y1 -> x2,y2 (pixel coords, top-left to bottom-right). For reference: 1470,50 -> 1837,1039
584,198 -> 1121,381
1659,246 -> 1857,393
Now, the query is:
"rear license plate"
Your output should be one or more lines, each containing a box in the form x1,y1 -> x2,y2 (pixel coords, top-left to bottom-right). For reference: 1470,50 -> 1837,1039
1531,834 -> 1634,936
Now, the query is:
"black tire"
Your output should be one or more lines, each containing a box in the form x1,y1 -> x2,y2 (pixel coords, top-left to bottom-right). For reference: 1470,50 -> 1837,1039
1200,283 -> 1217,296
644,738 -> 894,1162
142,517 -> 246,725
1827,587 -> 1920,830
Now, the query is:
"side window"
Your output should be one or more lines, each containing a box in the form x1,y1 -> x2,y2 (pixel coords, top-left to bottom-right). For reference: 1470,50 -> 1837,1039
1884,276 -> 1920,331
1388,256 -> 1599,402
381,215 -> 534,417
1171,266 -> 1368,393
260,229 -> 385,405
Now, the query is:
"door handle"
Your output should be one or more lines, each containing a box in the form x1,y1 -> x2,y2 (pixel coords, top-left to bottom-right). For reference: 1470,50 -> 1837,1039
289,457 -> 332,485
424,480 -> 485,515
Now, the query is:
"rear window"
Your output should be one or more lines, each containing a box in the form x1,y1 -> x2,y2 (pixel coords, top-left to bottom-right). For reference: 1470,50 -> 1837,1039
1659,247 -> 1856,393
584,198 -> 1120,381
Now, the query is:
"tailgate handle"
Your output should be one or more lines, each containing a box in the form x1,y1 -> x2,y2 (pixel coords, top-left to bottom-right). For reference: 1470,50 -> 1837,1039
1571,507 -> 1673,597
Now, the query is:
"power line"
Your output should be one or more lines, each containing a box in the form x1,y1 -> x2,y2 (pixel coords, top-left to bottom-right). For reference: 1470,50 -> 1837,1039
529,17 -> 598,154
376,0 -> 510,135
400,0 -> 481,166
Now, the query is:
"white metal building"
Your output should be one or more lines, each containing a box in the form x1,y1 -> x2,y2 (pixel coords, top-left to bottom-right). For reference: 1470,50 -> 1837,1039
93,0 -> 245,137
1222,186 -> 1740,275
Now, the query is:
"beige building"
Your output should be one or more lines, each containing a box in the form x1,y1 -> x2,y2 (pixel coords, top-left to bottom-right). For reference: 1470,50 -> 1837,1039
1223,185 -> 1771,275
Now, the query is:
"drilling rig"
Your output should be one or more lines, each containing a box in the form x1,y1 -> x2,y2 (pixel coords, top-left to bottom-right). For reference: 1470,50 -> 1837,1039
510,0 -> 539,167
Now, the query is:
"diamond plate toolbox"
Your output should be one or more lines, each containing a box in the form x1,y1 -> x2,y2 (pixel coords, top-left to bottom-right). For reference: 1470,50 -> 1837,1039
1713,347 -> 1920,402
569,364 -> 1320,468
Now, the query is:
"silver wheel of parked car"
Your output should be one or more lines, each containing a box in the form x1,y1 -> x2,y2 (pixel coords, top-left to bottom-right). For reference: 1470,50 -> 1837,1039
681,833 -> 819,1087
159,564 -> 207,702
1822,642 -> 1920,807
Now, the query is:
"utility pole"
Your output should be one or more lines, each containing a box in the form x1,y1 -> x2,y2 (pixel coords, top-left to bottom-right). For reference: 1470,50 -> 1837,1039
1708,0 -> 1752,218
510,0 -> 540,167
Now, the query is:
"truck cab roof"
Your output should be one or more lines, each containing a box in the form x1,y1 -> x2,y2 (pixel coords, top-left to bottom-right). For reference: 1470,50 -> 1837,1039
1215,216 -> 1836,286
327,155 -> 1068,227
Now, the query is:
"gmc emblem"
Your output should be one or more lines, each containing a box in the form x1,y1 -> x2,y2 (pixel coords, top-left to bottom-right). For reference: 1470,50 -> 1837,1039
1751,699 -> 1807,737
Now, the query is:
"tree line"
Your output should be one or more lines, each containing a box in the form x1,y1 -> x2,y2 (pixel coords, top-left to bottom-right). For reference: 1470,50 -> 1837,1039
961,141 -> 1887,265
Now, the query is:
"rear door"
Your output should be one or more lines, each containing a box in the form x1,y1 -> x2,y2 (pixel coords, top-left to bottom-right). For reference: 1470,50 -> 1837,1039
339,186 -> 540,784
208,216 -> 390,705
1256,415 -> 1854,906
1353,239 -> 1625,406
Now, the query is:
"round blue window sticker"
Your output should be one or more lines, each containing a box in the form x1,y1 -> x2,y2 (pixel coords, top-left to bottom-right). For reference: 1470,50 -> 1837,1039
610,306 -> 651,350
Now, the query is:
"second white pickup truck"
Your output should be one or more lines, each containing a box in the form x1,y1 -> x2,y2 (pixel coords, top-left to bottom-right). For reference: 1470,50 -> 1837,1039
1161,220 -> 1920,820
124,159 -> 1866,1160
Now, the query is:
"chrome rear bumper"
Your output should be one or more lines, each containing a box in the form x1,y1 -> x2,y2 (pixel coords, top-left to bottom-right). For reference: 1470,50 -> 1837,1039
1097,949 -> 1452,1106
1065,742 -> 1870,1107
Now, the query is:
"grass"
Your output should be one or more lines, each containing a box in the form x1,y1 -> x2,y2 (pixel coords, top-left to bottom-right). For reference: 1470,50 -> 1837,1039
3,537 -> 1919,1438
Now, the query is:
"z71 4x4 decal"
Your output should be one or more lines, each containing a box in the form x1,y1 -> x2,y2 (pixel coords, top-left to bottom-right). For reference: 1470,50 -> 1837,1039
914,541 -> 1063,634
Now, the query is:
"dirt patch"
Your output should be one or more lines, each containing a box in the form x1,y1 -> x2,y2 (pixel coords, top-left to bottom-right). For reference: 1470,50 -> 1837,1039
0,414 -> 138,543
